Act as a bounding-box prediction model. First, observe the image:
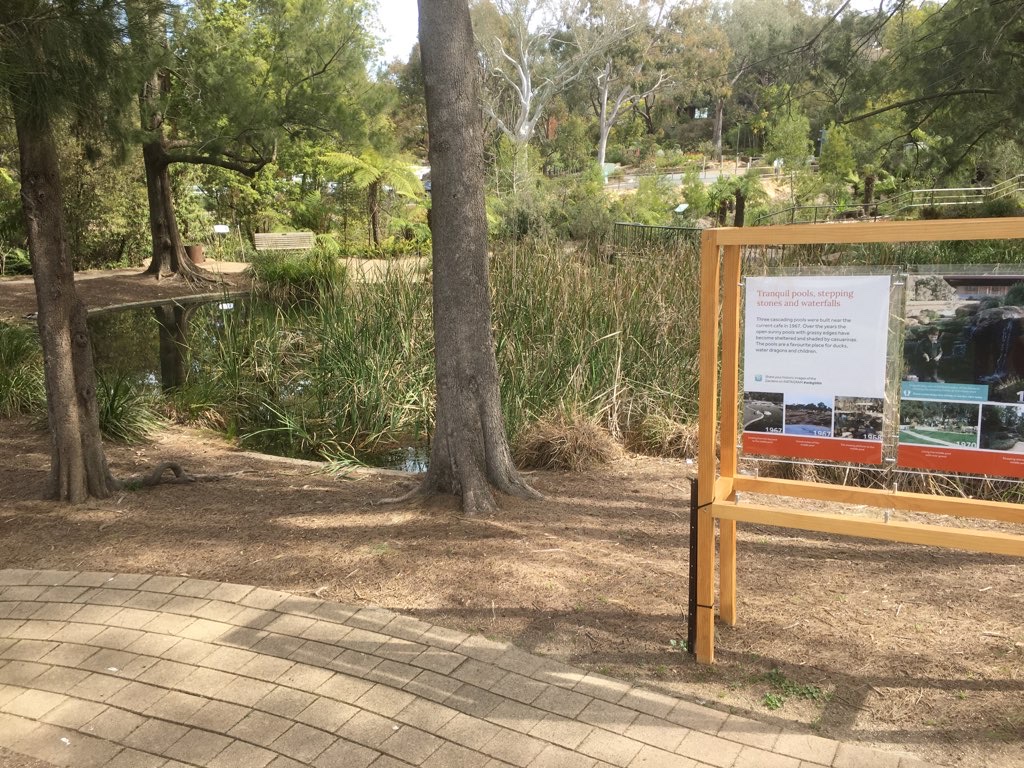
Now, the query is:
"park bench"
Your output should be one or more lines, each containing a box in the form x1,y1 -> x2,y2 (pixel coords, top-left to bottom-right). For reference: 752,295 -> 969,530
254,232 -> 316,251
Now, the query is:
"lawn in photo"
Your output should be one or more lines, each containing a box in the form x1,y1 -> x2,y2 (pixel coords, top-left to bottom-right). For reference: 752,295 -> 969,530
898,400 -> 980,448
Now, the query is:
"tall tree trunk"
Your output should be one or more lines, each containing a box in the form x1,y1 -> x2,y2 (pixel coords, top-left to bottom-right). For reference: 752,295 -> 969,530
368,180 -> 382,248
15,105 -> 117,502
142,141 -> 193,277
417,0 -> 540,515
712,98 -> 725,163
154,304 -> 190,390
862,172 -> 876,215
734,189 -> 746,227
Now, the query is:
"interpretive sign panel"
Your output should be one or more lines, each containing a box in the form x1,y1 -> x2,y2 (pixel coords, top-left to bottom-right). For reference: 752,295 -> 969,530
742,275 -> 890,463
898,272 -> 1024,478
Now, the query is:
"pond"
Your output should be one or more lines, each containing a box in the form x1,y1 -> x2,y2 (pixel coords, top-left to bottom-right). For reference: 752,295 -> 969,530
87,297 -> 431,472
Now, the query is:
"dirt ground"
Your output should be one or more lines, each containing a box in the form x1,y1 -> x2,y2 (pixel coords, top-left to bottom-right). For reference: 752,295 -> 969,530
1,271 -> 1023,768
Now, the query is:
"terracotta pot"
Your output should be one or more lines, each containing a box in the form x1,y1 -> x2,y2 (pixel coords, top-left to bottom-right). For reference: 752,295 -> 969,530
185,244 -> 205,264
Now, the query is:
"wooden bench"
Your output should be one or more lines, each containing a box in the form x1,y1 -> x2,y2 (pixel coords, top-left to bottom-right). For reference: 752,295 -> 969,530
254,232 -> 316,251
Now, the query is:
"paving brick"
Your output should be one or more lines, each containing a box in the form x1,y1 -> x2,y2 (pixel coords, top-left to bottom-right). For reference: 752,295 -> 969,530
228,710 -> 294,746
368,756 -> 418,768
16,721 -> 122,767
577,698 -> 638,735
312,601 -> 359,625
39,699 -> 107,729
832,743 -> 902,768
66,572 -> 115,588
2,689 -> 66,719
165,727 -> 233,764
675,729 -> 743,767
300,620 -> 352,645
11,620 -> 65,641
403,668 -> 463,703
108,607 -> 160,630
176,667 -> 236,697
38,643 -> 99,668
201,646 -> 258,673
140,612 -> 194,636
574,673 -> 632,704
28,570 -> 75,587
81,648 -> 139,675
437,711 -> 502,750
239,589 -> 292,611
4,640 -> 58,661
178,618 -> 232,643
717,714 -> 781,751
163,638 -> 217,665
277,596 -> 325,618
416,625 -> 469,651
2,586 -> 46,601
528,743 -> 597,768
377,639 -> 427,665
356,684 -> 417,718
161,595 -> 211,617
106,748 -> 169,768
617,689 -> 678,719
121,591 -> 174,612
0,570 -> 35,586
487,699 -> 547,733
410,647 -> 465,676
0,684 -> 22,708
366,660 -> 420,689
446,683 -> 505,719
420,742 -> 487,768
773,732 -> 838,765
194,599 -> 250,624
31,602 -> 82,622
339,627 -> 388,654
0,661 -> 48,686
137,659 -> 193,687
529,712 -> 594,750
77,587 -> 133,606
257,685 -> 318,718
207,740 -> 277,768
174,578 -> 222,598
733,745 -> 803,768
627,744 -> 696,768
664,699 -> 729,734
454,635 -> 509,664
272,722 -> 337,762
254,632 -> 306,659
491,672 -> 549,705
531,685 -> 591,718
291,640 -> 343,667
106,681 -> 167,713
313,737 -> 381,768
394,698 -> 459,733
237,653 -> 295,682
296,696 -> 359,732
216,676 -> 277,707
138,575 -> 187,593
531,659 -> 587,689
348,607 -> 398,632
317,671 -> 375,703
106,574 -> 150,590
123,719 -> 191,753
28,666 -> 91,696
187,699 -> 249,731
265,613 -> 318,637
480,727 -> 546,767
204,582 -> 254,604
144,690 -> 207,722
379,725 -> 443,764
124,632 -> 181,658
0,711 -> 41,748
576,729 -> 644,767
622,713 -> 688,753
68,673 -> 130,702
494,649 -> 545,678
80,707 -> 146,741
277,661 -> 335,692
340,710 -> 400,749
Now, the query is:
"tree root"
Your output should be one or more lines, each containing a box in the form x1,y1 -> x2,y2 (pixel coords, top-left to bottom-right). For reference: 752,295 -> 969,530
118,461 -> 234,489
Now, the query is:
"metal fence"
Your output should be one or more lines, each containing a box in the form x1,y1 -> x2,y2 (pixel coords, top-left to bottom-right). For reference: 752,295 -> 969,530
611,222 -> 702,256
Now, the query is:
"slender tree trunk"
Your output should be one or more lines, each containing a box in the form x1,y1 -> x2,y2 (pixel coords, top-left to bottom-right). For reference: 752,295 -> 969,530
712,98 -> 725,163
142,141 -> 192,277
155,304 -> 190,390
863,172 -> 876,215
734,189 -> 746,227
368,180 -> 382,248
417,0 -> 540,514
15,105 -> 117,502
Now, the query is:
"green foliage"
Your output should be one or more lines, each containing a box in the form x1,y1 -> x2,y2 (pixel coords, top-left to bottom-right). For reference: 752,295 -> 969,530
542,115 -> 594,175
819,123 -> 855,181
1004,282 -> 1024,308
765,107 -> 811,168
0,323 -> 45,416
97,373 -> 164,443
615,176 -> 677,225
247,243 -> 346,303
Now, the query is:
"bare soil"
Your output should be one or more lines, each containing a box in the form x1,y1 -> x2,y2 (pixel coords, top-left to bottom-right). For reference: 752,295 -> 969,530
2,271 -> 1023,768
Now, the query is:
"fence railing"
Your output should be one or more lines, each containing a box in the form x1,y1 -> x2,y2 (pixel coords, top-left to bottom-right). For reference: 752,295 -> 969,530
611,222 -> 702,254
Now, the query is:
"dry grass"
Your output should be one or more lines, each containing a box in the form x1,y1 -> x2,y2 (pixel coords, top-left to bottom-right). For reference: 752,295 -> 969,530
514,413 -> 622,471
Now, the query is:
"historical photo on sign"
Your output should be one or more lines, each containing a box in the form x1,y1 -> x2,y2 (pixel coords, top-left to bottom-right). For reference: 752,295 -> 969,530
833,397 -> 883,441
898,400 -> 980,448
783,394 -> 834,437
980,403 -> 1024,452
902,273 -> 1024,403
742,392 -> 784,433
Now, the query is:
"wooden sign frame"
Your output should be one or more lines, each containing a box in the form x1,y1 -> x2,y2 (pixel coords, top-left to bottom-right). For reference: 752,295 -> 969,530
695,217 -> 1024,664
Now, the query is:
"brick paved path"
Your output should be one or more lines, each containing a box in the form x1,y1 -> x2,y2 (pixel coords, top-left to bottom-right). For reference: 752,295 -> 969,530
0,570 -> 940,768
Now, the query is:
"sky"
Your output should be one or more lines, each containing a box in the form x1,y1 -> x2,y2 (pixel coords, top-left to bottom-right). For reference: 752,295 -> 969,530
376,0 -> 894,65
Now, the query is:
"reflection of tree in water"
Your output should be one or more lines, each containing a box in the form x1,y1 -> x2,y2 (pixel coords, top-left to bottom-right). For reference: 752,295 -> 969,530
980,404 -> 1024,450
834,397 -> 883,439
900,400 -> 978,432
154,304 -> 194,391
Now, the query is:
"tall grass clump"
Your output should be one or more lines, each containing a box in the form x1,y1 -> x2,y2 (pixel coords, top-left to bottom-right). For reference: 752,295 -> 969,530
0,322 -> 45,417
490,240 -> 702,453
96,373 -> 164,442
247,235 -> 346,303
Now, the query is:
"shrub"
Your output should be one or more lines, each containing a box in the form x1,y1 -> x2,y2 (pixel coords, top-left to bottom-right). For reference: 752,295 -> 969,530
96,373 -> 164,443
514,413 -> 621,471
0,323 -> 45,416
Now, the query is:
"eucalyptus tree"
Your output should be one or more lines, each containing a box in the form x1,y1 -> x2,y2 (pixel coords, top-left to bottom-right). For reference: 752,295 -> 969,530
0,0 -> 153,501
415,0 -> 541,514
137,0 -> 379,277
